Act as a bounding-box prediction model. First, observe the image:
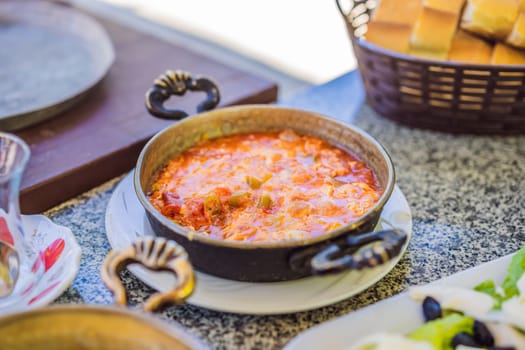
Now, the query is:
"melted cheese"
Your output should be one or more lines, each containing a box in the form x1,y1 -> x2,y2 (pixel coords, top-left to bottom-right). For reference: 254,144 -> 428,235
148,130 -> 382,242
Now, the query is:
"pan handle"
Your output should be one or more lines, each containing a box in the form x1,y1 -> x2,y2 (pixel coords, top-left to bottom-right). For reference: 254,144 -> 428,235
145,70 -> 220,120
290,229 -> 407,275
101,237 -> 195,312
312,229 -> 407,274
335,0 -> 375,39
335,0 -> 374,19
335,0 -> 353,18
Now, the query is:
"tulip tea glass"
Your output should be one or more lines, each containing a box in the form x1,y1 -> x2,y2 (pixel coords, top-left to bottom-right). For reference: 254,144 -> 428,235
0,133 -> 44,309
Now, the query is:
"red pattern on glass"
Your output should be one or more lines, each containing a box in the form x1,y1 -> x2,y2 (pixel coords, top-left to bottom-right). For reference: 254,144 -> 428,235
0,217 -> 14,245
43,238 -> 65,272
28,281 -> 60,305
21,281 -> 35,296
31,253 -> 42,273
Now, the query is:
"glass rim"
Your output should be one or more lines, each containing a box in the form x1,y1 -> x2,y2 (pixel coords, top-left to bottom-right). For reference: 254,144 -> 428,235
0,132 -> 31,176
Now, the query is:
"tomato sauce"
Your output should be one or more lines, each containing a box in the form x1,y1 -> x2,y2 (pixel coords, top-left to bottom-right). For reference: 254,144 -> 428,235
148,129 -> 382,242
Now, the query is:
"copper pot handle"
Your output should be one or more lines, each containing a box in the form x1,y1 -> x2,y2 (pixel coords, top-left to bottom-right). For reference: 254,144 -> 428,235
145,70 -> 221,120
335,0 -> 353,18
289,229 -> 407,275
335,0 -> 375,39
101,237 -> 195,312
311,229 -> 407,274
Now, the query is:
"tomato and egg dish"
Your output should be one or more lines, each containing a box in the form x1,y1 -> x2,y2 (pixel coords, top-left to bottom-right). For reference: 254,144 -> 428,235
147,129 -> 383,242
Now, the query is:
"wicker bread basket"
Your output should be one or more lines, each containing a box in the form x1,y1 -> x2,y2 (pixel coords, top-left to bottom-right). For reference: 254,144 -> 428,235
336,0 -> 525,134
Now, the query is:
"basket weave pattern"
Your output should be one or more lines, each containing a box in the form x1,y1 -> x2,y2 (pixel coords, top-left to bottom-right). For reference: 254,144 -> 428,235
339,0 -> 525,134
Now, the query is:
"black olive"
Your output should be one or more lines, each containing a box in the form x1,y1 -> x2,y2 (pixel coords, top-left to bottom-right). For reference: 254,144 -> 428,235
422,296 -> 442,321
473,320 -> 494,346
451,332 -> 481,348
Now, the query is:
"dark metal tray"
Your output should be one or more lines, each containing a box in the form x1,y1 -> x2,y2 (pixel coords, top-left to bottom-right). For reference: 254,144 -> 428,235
0,1 -> 114,131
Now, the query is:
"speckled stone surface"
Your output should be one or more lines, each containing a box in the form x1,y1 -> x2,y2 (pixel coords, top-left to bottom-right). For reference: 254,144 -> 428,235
45,71 -> 525,350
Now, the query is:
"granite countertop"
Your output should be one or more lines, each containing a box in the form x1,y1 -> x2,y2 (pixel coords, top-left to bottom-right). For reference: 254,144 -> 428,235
47,71 -> 525,350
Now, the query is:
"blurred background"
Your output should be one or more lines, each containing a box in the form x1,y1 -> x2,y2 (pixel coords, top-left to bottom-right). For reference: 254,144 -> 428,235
70,0 -> 357,100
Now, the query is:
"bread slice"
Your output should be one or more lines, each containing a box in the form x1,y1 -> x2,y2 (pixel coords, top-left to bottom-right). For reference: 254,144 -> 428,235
461,0 -> 519,40
448,30 -> 493,64
491,42 -> 525,64
372,0 -> 423,26
423,0 -> 466,14
365,21 -> 412,53
409,47 -> 448,60
410,7 -> 459,52
507,12 -> 525,48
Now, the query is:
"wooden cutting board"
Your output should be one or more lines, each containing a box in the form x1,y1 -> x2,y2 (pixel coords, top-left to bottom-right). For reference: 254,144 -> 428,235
16,13 -> 278,214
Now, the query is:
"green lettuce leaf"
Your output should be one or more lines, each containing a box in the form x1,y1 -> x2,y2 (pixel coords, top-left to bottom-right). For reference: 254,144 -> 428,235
501,246 -> 525,300
474,279 -> 505,309
408,313 -> 474,350
474,246 -> 525,308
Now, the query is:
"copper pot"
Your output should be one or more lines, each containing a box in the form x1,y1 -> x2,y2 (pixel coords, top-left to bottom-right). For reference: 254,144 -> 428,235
134,70 -> 408,282
0,305 -> 206,350
0,237 -> 207,350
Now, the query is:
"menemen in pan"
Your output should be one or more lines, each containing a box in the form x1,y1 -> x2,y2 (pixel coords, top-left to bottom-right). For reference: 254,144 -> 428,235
148,129 -> 382,243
